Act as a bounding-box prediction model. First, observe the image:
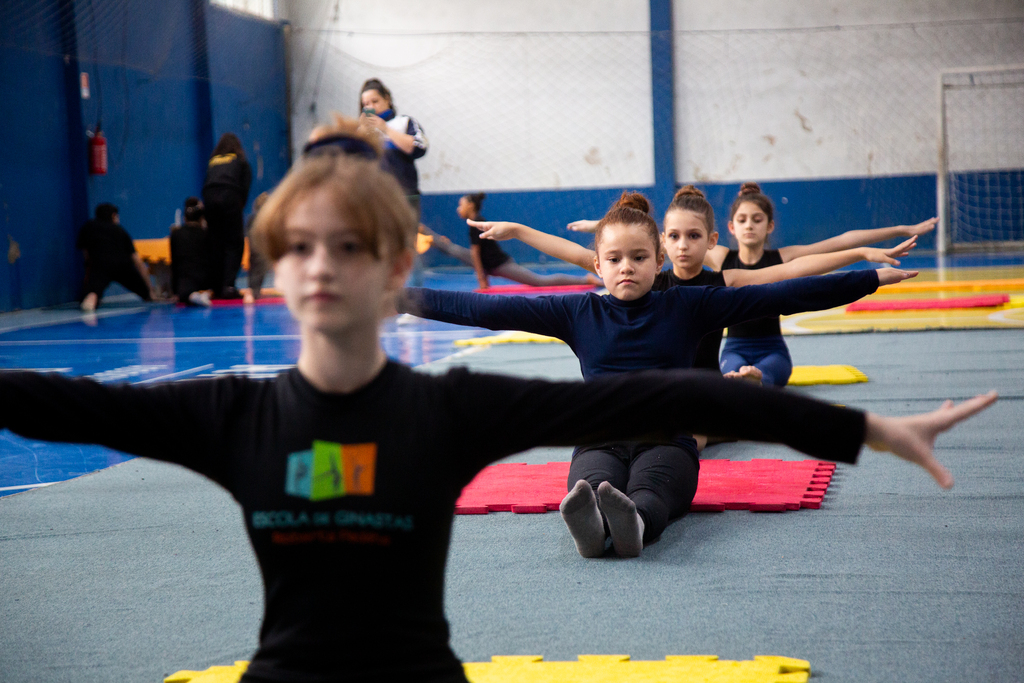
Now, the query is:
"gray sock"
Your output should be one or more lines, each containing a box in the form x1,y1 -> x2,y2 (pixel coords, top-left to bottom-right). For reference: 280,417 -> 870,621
559,480 -> 606,558
597,481 -> 645,558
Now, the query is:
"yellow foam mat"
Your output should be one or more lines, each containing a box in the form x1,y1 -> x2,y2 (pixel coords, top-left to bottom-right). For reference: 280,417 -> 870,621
454,330 -> 564,346
875,277 -> 1024,294
166,655 -> 810,683
165,661 -> 249,683
786,364 -> 867,386
465,655 -> 810,683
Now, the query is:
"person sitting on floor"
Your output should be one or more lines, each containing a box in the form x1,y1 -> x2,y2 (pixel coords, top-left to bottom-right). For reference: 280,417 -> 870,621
77,203 -> 155,312
170,197 -> 213,307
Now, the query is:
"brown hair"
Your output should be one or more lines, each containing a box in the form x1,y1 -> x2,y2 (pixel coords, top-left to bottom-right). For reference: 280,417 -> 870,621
211,132 -> 246,162
463,192 -> 486,215
729,182 -> 774,224
359,78 -> 394,113
251,153 -> 416,264
593,191 -> 661,259
667,185 -> 715,235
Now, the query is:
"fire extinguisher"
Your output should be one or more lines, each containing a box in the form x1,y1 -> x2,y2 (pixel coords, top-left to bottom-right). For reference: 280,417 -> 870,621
88,124 -> 107,176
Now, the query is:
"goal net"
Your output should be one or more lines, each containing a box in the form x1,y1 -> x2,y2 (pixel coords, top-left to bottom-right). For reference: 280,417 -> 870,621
939,65 -> 1024,253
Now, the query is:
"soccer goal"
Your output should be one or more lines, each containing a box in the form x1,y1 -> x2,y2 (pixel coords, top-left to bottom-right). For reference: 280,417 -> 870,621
937,65 -> 1024,255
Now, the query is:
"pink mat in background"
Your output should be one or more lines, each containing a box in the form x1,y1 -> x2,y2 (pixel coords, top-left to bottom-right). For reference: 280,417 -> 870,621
846,294 -> 1008,312
454,459 -> 836,515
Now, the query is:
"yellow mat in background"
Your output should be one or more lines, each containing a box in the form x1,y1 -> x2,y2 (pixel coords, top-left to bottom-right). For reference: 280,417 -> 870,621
166,655 -> 811,683
787,365 -> 867,385
454,331 -> 563,346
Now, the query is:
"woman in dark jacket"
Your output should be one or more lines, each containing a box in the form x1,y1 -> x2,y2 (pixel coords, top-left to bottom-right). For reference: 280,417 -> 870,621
202,133 -> 252,299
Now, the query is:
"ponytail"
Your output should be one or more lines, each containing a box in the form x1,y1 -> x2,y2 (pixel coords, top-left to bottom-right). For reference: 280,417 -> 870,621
593,191 -> 661,259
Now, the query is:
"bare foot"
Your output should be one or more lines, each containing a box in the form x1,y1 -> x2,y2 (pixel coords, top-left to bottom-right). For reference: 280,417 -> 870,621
724,366 -> 762,384
585,274 -> 602,287
81,292 -> 98,312
863,391 -> 998,489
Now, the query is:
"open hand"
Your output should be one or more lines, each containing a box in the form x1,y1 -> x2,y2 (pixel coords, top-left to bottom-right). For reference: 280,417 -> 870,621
864,391 -> 998,488
903,217 -> 938,237
567,219 -> 599,233
876,268 -> 918,286
866,236 -> 918,266
468,220 -> 524,241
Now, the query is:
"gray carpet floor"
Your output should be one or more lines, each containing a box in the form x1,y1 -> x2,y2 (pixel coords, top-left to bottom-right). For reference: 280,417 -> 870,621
1,329 -> 1022,682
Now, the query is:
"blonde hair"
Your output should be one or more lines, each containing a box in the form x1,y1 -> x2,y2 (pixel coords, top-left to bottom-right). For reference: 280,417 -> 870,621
593,191 -> 662,259
251,153 -> 416,263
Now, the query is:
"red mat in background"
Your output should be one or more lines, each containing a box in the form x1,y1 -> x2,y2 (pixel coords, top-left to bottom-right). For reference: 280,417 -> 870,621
846,294 -> 1008,312
474,284 -> 598,295
454,460 -> 836,514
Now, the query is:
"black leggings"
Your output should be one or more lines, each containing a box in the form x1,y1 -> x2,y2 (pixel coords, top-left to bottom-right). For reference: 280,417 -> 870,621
568,440 -> 700,543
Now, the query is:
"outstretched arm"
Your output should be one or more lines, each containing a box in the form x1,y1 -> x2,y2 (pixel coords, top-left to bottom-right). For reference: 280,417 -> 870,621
778,218 -> 936,261
725,237 -> 917,287
469,220 -> 597,273
397,287 -> 575,340
567,219 -> 599,233
449,367 -> 997,490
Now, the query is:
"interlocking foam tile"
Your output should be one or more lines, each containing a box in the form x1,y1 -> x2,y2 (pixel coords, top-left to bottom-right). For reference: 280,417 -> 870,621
454,460 -> 836,514
464,654 -> 811,683
454,331 -> 565,347
474,284 -> 598,295
165,655 -> 809,683
164,661 -> 249,683
786,364 -> 867,386
846,293 -> 1009,312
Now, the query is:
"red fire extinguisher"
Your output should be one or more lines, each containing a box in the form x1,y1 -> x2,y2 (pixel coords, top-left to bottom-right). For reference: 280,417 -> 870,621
88,124 -> 107,176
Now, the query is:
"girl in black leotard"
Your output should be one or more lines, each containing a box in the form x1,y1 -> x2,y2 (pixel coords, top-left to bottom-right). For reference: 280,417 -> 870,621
0,131 -> 994,681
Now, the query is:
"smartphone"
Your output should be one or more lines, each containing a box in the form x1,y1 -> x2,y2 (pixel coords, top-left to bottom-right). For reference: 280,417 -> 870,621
362,107 -> 375,116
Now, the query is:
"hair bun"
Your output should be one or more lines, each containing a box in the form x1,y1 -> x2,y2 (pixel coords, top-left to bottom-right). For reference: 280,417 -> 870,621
674,185 -> 706,201
615,191 -> 651,215
739,182 -> 762,196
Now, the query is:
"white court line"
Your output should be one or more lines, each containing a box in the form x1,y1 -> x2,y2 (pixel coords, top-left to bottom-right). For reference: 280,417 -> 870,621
0,306 -> 149,336
0,482 -> 57,492
134,364 -> 215,384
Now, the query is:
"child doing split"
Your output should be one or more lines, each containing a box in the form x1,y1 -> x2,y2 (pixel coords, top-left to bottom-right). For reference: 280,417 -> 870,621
0,129 -> 996,680
400,192 -> 929,559
470,185 -> 919,378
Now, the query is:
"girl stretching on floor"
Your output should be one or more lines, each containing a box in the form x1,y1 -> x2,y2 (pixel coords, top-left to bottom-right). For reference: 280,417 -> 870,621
468,185 -> 917,378
0,138 -> 995,680
399,192 -> 927,558
427,192 -> 601,290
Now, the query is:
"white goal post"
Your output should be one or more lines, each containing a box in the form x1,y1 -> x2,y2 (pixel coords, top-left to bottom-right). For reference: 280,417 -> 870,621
937,64 -> 1024,256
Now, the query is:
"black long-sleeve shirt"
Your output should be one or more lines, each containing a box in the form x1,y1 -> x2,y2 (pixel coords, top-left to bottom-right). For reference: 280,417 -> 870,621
0,363 -> 865,682
401,270 -> 878,379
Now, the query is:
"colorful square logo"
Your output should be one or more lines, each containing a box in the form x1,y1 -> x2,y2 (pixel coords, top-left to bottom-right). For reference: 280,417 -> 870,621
285,441 -> 376,501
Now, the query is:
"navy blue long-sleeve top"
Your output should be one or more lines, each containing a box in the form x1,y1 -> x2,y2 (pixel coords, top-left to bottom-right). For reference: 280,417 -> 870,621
402,270 -> 878,379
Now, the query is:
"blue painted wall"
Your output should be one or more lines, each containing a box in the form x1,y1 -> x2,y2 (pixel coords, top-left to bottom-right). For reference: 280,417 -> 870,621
0,0 -> 289,312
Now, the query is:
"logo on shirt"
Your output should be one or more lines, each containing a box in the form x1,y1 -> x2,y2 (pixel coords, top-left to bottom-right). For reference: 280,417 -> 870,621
285,441 -> 377,501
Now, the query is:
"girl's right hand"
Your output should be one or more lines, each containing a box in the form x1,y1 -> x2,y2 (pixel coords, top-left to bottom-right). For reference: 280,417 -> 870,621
865,236 -> 918,266
468,220 -> 523,241
567,219 -> 599,233
876,268 -> 919,286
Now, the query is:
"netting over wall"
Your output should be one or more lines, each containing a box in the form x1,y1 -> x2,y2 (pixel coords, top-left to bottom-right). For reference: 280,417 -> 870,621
674,18 -> 1024,184
288,28 -> 655,194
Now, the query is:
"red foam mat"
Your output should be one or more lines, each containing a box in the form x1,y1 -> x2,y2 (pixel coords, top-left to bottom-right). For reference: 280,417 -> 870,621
846,294 -> 1008,312
454,459 -> 836,514
474,284 -> 598,295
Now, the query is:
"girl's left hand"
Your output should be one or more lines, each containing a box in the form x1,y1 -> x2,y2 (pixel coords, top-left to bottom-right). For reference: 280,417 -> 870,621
360,112 -> 387,132
876,268 -> 919,286
866,236 -> 918,266
468,220 -> 523,241
903,217 -> 937,237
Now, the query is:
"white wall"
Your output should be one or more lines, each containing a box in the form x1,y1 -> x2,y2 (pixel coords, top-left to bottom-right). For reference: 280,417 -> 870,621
673,0 -> 1024,182
281,0 -> 654,193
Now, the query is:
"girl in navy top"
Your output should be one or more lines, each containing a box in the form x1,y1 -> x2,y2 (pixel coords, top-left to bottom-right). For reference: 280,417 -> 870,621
400,192 -> 923,558
467,186 -> 916,375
